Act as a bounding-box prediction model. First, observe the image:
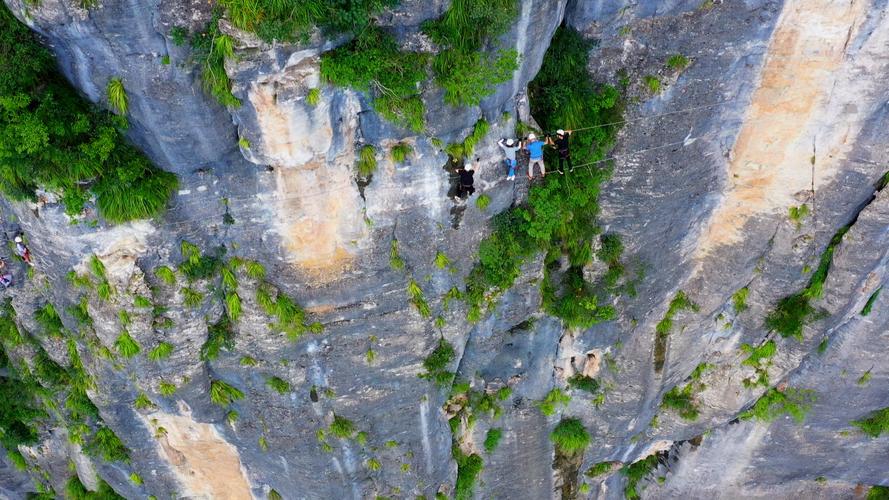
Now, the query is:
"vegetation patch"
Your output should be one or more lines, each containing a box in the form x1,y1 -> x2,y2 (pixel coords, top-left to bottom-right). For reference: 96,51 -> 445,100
419,337 -> 456,386
483,427 -> 502,453
852,407 -> 889,438
739,387 -> 816,424
550,417 -> 589,455
622,454 -> 661,500
740,340 -> 776,388
661,363 -> 711,420
0,5 -> 178,222
537,388 -> 571,416
861,287 -> 881,316
732,287 -> 749,313
654,291 -> 699,372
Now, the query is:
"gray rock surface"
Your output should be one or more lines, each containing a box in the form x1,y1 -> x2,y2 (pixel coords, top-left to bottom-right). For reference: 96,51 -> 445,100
2,0 -> 889,498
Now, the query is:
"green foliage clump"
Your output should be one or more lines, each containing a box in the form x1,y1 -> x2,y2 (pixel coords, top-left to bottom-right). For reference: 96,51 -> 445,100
483,427 -> 502,453
390,142 -> 413,164
423,0 -> 520,106
106,77 -> 128,114
88,426 -> 129,462
0,5 -> 177,222
732,287 -> 749,313
64,475 -> 124,500
178,242 -> 224,282
321,27 -> 427,132
567,374 -> 599,393
622,454 -> 660,500
475,193 -> 491,211
434,251 -> 450,270
148,341 -> 174,361
209,379 -> 244,407
169,26 -> 188,45
861,287 -> 881,316
643,75 -> 661,93
662,385 -> 699,421
740,387 -> 816,424
766,225 -> 849,339
741,340 -> 776,368
549,417 -> 590,455
852,407 -> 889,438
586,461 -> 614,478
407,279 -> 430,317
154,265 -> 176,285
201,316 -> 234,361
656,291 -> 699,336
868,486 -> 889,500
788,204 -> 809,228
35,303 -> 64,338
419,337 -> 456,386
182,287 -> 204,308
330,415 -> 356,439
266,376 -> 290,394
389,240 -> 405,271
356,145 -> 378,177
114,330 -> 140,358
192,9 -> 240,107
537,388 -> 571,416
256,284 -> 321,341
306,88 -> 321,107
453,446 -> 484,500
666,54 -> 690,70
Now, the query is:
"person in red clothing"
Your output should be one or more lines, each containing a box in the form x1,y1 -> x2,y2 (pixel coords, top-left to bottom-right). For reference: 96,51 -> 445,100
14,235 -> 33,266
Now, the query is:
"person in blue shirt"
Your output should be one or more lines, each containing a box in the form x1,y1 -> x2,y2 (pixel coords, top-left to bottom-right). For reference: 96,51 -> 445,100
525,133 -> 546,179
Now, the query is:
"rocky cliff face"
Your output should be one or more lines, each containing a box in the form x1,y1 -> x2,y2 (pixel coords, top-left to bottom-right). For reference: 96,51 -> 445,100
2,0 -> 889,499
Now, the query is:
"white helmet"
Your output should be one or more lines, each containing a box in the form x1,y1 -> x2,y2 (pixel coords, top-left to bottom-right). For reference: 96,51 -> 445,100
464,163 -> 473,171
528,133 -> 537,140
506,138 -> 514,146
14,236 -> 22,243
557,129 -> 565,135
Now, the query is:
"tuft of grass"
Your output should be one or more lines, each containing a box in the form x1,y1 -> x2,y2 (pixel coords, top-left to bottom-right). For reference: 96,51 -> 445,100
106,77 -> 128,114
226,292 -> 242,321
133,393 -> 154,410
366,457 -> 381,471
868,486 -> 889,500
666,54 -> 690,70
567,374 -> 599,394
134,295 -> 152,308
732,287 -> 749,313
643,75 -> 661,94
182,287 -> 204,308
148,341 -> 174,361
161,54 -> 170,65
740,387 -> 816,423
209,379 -> 244,406
240,356 -> 258,366
330,415 -> 356,439
854,407 -> 889,437
114,331 -> 140,358
788,204 -> 810,228
238,137 -> 250,149
35,303 -> 64,338
622,454 -> 660,500
266,376 -> 290,394
169,26 -> 188,46
357,145 -> 377,177
391,142 -> 413,164
586,461 -> 614,478
857,369 -> 872,386
154,265 -> 176,285
453,446 -> 484,500
407,279 -> 430,317
158,381 -> 177,396
483,427 -> 502,453
193,10 -> 241,107
434,251 -> 450,270
662,385 -> 699,421
202,316 -> 234,361
861,287 -> 881,316
550,417 -> 589,455
389,240 -> 405,271
88,426 -> 129,462
245,260 -> 266,280
537,388 -> 571,416
306,88 -> 321,106
475,194 -> 491,211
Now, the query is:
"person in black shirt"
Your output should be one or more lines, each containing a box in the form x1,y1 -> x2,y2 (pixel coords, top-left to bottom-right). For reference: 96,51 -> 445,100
455,160 -> 477,200
548,129 -> 573,174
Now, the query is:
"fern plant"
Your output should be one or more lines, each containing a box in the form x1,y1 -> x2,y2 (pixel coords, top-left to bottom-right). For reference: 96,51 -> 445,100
106,77 -> 128,114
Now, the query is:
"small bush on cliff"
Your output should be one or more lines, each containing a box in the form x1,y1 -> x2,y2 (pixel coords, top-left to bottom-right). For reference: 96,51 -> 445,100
209,379 -> 244,406
356,145 -> 378,177
740,387 -> 816,424
106,77 -> 128,114
420,337 -> 456,386
192,9 -> 240,107
0,5 -> 178,222
65,476 -> 125,500
852,407 -> 889,438
550,417 -> 590,455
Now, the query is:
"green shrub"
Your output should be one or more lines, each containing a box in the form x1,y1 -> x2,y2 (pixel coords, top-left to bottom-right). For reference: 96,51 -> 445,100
423,0 -> 519,106
266,376 -> 290,394
420,337 -> 456,386
154,265 -> 176,285
88,426 -> 129,462
483,427 -> 503,453
862,287 -> 881,316
114,330 -> 140,358
306,88 -> 321,107
389,240 -> 405,271
788,204 -> 809,228
598,234 -> 623,264
106,77 -> 128,114
209,379 -> 244,406
240,356 -> 258,366
550,417 -> 589,455
453,446 -> 484,500
169,26 -> 188,46
0,5 -> 177,222
732,287 -> 749,313
35,303 -> 64,338
853,407 -> 889,437
537,388 -> 571,416
148,341 -> 174,361
643,75 -> 661,93
158,381 -> 177,396
356,145 -> 377,177
740,387 -> 816,423
662,385 -> 699,420
65,476 -> 125,500
475,194 -> 491,211
192,9 -> 240,107
407,279 -> 431,317
434,251 -> 450,270
741,340 -> 776,367
666,54 -> 689,70
245,260 -> 266,280
622,454 -> 660,500
391,142 -> 413,164
201,316 -> 234,361
869,486 -> 889,500
330,415 -> 356,439
321,27 -> 427,132
134,295 -> 152,308
134,392 -> 154,410
568,374 -> 599,393
182,287 -> 204,308
586,461 -> 614,478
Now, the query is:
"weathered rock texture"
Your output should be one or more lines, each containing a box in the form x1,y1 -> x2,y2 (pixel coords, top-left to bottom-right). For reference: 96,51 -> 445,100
1,0 -> 889,498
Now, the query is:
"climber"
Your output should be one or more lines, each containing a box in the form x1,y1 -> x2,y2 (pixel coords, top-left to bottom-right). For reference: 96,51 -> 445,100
0,260 -> 12,288
13,235 -> 32,266
497,138 -> 520,181
548,129 -> 573,174
525,133 -> 546,180
454,159 -> 478,200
